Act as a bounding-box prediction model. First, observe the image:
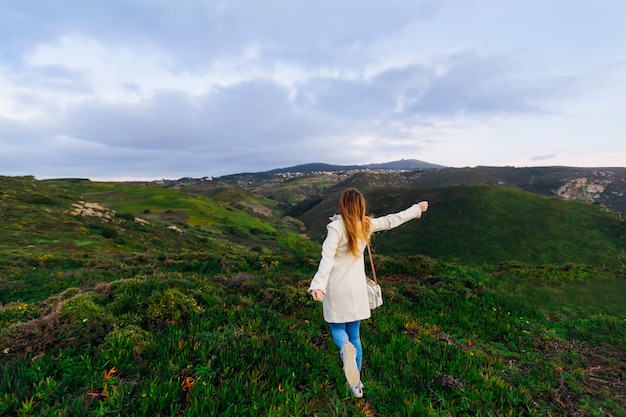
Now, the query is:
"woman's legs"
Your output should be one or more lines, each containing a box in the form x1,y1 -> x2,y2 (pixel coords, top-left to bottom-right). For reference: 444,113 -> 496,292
345,321 -> 363,372
329,321 -> 363,371
329,321 -> 364,396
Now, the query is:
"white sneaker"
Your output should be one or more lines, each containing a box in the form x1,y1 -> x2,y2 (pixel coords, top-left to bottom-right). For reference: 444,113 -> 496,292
342,342 -> 360,387
349,383 -> 364,398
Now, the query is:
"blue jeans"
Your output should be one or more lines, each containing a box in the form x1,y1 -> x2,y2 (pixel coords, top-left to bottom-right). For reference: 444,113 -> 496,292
329,321 -> 363,371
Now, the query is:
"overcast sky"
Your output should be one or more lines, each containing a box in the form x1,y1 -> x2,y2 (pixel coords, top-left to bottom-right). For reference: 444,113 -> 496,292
1,1 -> 625,180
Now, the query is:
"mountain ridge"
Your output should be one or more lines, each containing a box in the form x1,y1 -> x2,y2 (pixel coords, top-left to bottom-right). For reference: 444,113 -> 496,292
178,163 -> 626,216
262,159 -> 445,174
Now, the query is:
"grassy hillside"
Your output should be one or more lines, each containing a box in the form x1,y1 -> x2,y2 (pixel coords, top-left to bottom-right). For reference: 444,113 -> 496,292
266,166 -> 626,215
3,173 -> 624,268
367,184 -> 625,267
1,174 -> 625,416
1,252 -> 624,416
174,171 -> 347,206
369,166 -> 626,215
0,176 -> 317,259
299,178 -> 626,268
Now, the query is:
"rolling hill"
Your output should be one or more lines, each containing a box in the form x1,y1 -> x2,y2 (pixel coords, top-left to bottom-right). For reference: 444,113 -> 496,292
152,165 -> 626,268
1,170 -> 625,416
172,163 -> 626,215
0,175 -> 317,260
3,164 -> 625,268
297,180 -> 625,267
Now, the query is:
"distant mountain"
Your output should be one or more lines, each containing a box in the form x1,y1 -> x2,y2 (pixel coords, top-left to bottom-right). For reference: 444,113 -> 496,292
264,159 -> 444,174
171,163 -> 626,216
261,164 -> 626,215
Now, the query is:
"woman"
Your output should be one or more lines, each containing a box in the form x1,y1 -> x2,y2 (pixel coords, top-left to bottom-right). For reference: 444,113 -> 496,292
308,188 -> 429,398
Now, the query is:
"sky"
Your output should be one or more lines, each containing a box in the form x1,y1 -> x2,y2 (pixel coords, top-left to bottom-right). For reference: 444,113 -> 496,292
1,0 -> 625,180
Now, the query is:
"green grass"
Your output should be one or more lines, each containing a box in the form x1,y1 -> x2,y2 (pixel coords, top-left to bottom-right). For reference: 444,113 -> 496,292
0,177 -> 315,259
3,176 -> 625,269
1,174 -> 625,415
487,263 -> 626,317
365,185 -> 625,267
1,254 -> 624,416
50,180 -> 278,232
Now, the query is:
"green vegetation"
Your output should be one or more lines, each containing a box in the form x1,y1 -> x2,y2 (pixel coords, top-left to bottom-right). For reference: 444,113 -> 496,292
330,183 -> 625,267
1,254 -> 624,416
1,174 -> 624,416
0,176 -> 317,258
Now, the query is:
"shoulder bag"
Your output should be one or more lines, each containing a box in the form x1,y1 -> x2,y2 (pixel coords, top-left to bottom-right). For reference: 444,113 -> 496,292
366,243 -> 383,309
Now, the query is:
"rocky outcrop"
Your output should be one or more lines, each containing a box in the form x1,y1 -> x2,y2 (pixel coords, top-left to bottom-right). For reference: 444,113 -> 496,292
70,201 -> 115,220
556,177 -> 609,202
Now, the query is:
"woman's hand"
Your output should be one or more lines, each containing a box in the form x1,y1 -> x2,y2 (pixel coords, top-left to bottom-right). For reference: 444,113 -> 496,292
418,201 -> 429,212
310,289 -> 325,301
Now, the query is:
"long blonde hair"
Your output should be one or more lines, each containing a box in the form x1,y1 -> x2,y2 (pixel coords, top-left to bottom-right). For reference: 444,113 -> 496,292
339,188 -> 372,257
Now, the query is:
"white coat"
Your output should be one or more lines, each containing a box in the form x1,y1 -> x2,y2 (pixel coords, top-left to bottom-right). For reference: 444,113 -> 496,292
308,204 -> 423,323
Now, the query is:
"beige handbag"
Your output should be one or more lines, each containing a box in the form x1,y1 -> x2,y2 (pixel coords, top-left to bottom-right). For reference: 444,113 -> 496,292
366,243 -> 383,309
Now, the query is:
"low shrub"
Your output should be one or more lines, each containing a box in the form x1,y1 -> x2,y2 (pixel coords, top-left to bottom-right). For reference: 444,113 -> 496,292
100,226 -> 119,240
60,293 -> 111,322
145,288 -> 205,326
99,324 -> 156,369
0,303 -> 39,330
260,285 -> 308,314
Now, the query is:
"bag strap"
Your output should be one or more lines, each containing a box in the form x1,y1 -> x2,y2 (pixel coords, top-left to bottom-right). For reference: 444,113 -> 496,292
366,243 -> 378,284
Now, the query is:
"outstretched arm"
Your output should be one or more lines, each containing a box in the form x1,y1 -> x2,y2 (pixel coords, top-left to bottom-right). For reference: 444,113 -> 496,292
370,200 -> 429,232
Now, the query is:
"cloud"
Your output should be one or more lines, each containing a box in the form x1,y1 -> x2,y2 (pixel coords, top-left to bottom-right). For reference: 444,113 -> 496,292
52,80 -> 323,150
530,153 -> 558,161
0,0 -> 625,179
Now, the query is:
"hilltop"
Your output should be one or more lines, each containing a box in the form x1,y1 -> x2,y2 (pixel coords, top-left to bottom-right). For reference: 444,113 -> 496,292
170,163 -> 626,215
2,162 -> 625,268
156,164 -> 626,267
0,175 -> 317,264
263,159 -> 445,174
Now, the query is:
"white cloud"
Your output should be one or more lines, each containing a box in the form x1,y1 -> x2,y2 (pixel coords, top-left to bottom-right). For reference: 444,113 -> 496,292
0,0 -> 624,179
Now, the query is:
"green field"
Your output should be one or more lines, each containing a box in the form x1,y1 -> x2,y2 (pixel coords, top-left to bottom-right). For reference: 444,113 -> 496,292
1,175 -> 624,416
